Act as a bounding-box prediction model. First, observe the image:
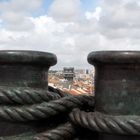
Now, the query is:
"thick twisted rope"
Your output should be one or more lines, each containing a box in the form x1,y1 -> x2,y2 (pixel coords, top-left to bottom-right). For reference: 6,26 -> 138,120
0,86 -> 95,140
2,85 -> 140,138
70,109 -> 140,135
0,95 -> 94,122
0,88 -> 61,105
0,86 -> 95,139
34,123 -> 76,140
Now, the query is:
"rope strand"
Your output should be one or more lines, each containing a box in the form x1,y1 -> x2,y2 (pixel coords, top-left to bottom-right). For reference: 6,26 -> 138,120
70,109 -> 140,135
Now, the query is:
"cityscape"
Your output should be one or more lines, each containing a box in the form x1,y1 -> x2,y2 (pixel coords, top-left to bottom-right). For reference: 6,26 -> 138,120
48,67 -> 95,95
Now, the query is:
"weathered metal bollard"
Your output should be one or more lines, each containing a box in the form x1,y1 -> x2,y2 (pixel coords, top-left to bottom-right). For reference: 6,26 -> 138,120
0,50 -> 57,138
87,51 -> 140,140
3,50 -> 140,139
0,50 -> 57,89
0,50 -> 95,140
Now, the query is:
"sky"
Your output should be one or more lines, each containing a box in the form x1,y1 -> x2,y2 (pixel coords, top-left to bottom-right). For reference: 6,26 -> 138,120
0,0 -> 139,69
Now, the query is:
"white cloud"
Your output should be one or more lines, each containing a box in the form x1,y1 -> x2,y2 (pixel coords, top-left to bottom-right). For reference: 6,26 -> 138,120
1,12 -> 34,31
0,0 -> 140,69
48,0 -> 82,22
0,0 -> 43,31
85,7 -> 102,20
0,0 -> 42,13
99,0 -> 140,39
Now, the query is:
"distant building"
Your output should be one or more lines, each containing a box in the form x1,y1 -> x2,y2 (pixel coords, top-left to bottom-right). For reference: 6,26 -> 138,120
63,67 -> 74,81
86,69 -> 89,74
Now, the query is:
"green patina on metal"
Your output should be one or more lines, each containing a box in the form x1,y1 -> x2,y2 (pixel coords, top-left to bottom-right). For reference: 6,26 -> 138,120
85,51 -> 140,140
88,51 -> 140,115
0,50 -> 94,140
2,50 -> 140,140
0,50 -> 58,139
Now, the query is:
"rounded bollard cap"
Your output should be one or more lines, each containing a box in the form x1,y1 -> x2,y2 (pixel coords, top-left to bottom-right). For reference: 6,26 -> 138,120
0,50 -> 57,66
88,51 -> 140,65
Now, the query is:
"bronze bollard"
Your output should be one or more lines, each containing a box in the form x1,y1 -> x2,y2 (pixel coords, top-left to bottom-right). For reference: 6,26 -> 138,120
0,50 -> 95,140
87,51 -> 140,140
0,50 -> 60,139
